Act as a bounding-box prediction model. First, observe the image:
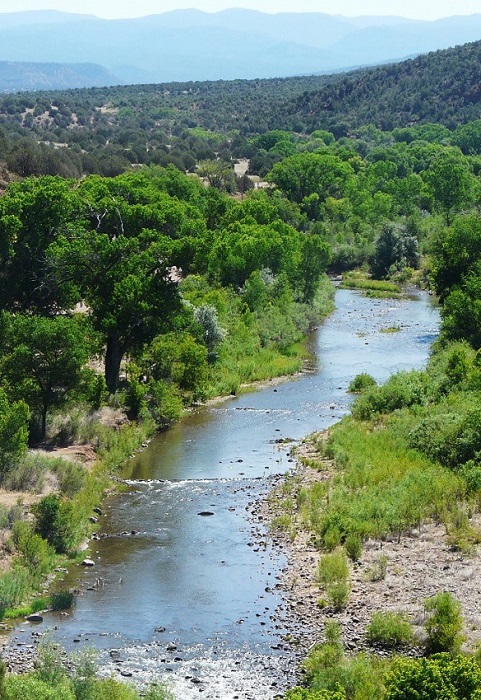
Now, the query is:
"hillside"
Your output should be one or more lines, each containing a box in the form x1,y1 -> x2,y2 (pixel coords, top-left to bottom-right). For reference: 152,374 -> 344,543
0,38 -> 480,179
283,40 -> 481,133
0,61 -> 120,92
0,9 -> 480,86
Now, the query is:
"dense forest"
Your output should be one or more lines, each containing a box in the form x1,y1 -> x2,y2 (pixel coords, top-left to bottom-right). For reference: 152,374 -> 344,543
1,31 -> 481,700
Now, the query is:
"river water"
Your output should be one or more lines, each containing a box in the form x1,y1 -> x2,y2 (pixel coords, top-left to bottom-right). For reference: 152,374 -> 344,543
11,289 -> 440,698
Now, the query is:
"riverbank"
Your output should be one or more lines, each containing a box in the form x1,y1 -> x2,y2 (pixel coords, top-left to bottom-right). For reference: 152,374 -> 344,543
256,439 -> 481,662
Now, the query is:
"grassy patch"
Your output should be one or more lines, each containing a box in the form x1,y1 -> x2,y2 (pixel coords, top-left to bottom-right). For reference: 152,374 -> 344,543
340,273 -> 402,297
380,326 -> 401,334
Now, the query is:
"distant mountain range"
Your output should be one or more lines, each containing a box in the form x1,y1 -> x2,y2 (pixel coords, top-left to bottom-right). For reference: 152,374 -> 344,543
0,9 -> 481,89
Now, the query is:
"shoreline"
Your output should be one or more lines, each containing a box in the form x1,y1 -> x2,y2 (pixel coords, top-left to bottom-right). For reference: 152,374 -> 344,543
251,433 -> 481,672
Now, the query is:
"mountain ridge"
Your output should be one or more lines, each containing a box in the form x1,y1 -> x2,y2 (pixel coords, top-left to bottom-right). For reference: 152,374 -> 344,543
0,9 -> 480,88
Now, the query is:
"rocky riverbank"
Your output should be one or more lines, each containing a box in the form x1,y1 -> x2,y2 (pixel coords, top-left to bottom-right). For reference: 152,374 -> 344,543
252,434 -> 481,669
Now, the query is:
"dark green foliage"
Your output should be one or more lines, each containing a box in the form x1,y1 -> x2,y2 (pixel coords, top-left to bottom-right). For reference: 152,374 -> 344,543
430,215 -> 481,301
0,314 -> 89,440
426,152 -> 475,224
351,371 -> 427,420
50,591 -> 74,611
32,494 -> 77,555
0,389 -> 29,478
371,221 -> 420,279
407,402 -> 481,469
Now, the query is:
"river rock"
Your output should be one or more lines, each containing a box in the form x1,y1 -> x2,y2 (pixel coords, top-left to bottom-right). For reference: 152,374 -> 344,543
26,614 -> 43,623
81,558 -> 95,567
197,511 -> 215,517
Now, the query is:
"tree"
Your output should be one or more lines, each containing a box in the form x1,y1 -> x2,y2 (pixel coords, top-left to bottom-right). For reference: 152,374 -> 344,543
51,229 -> 181,394
441,263 -> 481,349
197,159 -> 236,192
0,314 -> 89,440
268,152 -> 354,214
0,176 -> 80,314
430,215 -> 481,300
298,234 -> 331,302
426,152 -> 475,225
371,221 -> 419,279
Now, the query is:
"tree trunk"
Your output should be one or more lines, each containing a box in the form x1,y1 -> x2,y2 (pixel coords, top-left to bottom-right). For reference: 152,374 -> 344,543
105,333 -> 124,394
41,406 -> 48,442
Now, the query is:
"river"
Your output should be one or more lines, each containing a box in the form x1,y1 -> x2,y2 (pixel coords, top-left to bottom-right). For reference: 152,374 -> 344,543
10,288 -> 440,698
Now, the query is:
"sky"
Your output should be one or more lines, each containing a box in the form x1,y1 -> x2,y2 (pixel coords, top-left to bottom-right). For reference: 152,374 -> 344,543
0,0 -> 480,21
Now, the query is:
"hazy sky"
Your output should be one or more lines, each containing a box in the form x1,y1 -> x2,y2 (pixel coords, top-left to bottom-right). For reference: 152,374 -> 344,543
0,0 -> 480,20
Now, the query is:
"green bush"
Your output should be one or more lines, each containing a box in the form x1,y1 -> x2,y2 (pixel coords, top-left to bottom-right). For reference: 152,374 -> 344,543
385,654 -> 481,700
32,494 -> 78,554
344,533 -> 362,561
3,676 -> 74,700
407,402 -> 481,469
50,591 -> 74,611
351,371 -> 427,420
318,549 -> 351,611
13,521 -> 54,576
385,657 -> 456,700
365,554 -> 389,582
0,566 -> 32,618
365,611 -> 415,649
424,592 -> 465,655
348,374 -> 377,394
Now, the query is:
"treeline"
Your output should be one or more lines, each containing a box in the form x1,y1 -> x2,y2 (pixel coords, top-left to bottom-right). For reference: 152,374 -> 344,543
0,165 -> 330,448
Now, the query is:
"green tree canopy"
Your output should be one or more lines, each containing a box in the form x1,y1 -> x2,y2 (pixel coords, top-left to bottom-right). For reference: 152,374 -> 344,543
268,152 -> 354,214
0,313 -> 89,440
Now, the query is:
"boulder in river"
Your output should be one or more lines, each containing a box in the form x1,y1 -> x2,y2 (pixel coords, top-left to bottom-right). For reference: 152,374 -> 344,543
26,614 -> 43,623
81,558 -> 95,567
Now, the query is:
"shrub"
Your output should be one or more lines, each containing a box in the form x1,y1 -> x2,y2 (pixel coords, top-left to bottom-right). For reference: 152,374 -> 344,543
13,521 -> 54,576
424,592 -> 464,655
408,403 -> 481,469
348,374 -> 377,394
385,657 -> 456,700
34,639 -> 68,686
50,591 -> 74,611
3,676 -> 74,700
351,371 -> 427,420
365,554 -> 389,582
0,567 -> 31,618
344,533 -> 362,561
3,454 -> 48,492
365,611 -> 414,649
318,549 -> 351,611
32,494 -> 78,554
